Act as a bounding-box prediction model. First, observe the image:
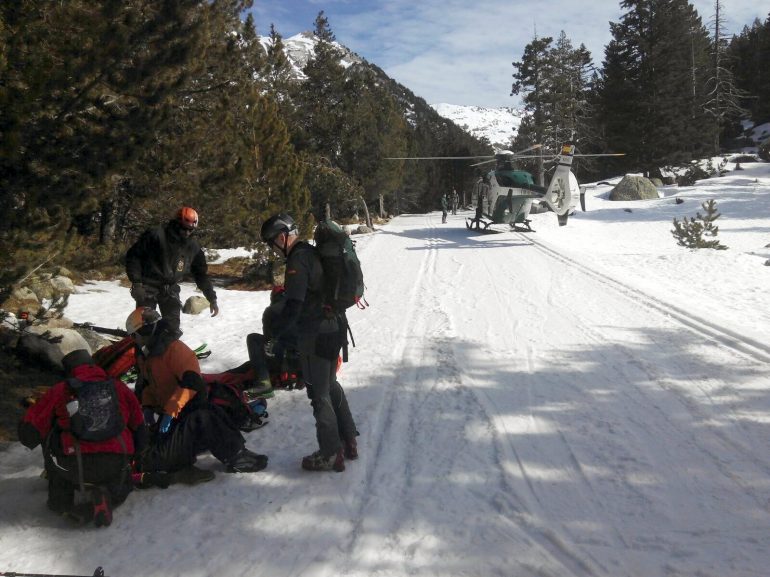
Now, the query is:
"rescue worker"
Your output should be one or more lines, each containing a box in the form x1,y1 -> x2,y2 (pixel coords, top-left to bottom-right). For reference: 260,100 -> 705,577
127,307 -> 267,476
260,213 -> 358,472
126,206 -> 219,337
440,193 -> 448,223
18,349 -> 146,527
451,188 -> 459,215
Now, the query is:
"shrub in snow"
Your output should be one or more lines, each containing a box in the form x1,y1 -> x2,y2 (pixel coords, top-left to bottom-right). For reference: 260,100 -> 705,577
671,199 -> 727,250
677,162 -> 710,186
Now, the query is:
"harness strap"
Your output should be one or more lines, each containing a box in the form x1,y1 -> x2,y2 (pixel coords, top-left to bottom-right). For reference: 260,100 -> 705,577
74,439 -> 86,495
339,313 -> 354,363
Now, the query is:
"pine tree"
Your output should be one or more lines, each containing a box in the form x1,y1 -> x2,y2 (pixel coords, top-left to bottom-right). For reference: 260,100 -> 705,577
597,0 -> 713,175
702,0 -> 750,154
338,65 -> 408,215
512,36 -> 555,152
671,199 -> 727,249
512,31 -> 596,183
727,14 -> 770,122
262,24 -> 296,104
0,0 -> 212,288
290,11 -> 347,163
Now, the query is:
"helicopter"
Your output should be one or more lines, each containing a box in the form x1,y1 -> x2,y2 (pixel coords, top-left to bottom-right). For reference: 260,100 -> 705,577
388,143 -> 622,232
468,142 -> 579,231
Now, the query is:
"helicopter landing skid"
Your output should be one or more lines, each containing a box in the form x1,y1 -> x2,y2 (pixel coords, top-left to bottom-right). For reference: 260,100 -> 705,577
509,219 -> 534,233
466,217 -> 493,231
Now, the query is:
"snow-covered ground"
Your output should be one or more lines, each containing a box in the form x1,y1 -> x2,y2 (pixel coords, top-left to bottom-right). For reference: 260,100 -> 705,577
2,160 -> 770,577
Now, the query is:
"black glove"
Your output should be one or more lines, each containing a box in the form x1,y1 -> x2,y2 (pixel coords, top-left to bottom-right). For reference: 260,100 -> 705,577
131,283 -> 147,303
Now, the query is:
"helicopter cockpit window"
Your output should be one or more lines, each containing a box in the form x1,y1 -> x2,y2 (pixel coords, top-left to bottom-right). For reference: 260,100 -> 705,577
494,170 -> 535,188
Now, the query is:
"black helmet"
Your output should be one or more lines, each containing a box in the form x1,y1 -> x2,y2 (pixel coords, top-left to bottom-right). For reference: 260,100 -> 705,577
260,213 -> 297,243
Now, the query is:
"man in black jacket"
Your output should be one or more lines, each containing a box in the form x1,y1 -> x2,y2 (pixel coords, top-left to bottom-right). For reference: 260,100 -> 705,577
260,213 -> 358,472
126,206 -> 219,336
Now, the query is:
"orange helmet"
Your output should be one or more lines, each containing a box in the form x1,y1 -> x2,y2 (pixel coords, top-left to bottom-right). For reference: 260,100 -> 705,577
176,206 -> 199,230
126,307 -> 161,335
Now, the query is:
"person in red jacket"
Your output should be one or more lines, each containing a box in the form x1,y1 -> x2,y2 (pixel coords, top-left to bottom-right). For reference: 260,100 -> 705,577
18,349 -> 147,527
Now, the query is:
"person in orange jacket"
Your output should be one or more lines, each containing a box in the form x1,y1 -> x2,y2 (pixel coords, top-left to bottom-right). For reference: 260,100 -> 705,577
18,349 -> 147,527
127,307 -> 267,475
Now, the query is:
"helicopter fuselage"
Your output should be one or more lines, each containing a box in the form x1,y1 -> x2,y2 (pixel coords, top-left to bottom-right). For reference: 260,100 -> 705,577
480,169 -> 545,225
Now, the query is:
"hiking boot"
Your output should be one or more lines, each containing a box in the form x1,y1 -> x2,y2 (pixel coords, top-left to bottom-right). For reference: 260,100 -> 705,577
343,438 -> 358,460
226,448 -> 268,473
169,466 -> 215,485
63,503 -> 93,525
91,487 -> 112,528
245,382 -> 274,399
301,449 -> 345,472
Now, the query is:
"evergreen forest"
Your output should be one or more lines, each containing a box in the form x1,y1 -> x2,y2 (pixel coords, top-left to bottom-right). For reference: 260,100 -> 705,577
1,0 -> 769,292
512,0 -> 770,182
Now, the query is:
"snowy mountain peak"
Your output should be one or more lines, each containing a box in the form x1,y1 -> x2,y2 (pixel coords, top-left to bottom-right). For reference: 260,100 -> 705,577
431,103 -> 522,148
260,31 -> 364,80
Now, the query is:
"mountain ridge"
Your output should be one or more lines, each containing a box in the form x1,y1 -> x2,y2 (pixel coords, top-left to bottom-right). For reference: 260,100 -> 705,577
266,33 -> 519,147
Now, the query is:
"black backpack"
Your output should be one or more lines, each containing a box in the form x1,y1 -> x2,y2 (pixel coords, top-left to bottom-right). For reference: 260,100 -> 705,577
314,219 -> 366,312
207,380 -> 268,432
66,378 -> 125,442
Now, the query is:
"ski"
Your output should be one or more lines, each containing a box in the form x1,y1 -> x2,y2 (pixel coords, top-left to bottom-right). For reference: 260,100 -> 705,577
0,568 -> 105,577
72,323 -> 128,338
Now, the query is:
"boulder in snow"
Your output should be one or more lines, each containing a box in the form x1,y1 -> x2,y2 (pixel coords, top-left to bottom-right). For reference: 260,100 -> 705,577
18,326 -> 91,370
183,296 -> 210,315
609,175 -> 660,201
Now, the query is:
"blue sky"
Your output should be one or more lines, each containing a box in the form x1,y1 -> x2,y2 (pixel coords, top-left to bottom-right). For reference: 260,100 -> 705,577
248,1 -> 768,108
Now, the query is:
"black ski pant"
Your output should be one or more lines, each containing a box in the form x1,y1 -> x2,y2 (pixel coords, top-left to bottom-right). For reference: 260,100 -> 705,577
298,334 -> 357,458
46,452 -> 131,513
135,283 -> 182,336
142,405 -> 244,472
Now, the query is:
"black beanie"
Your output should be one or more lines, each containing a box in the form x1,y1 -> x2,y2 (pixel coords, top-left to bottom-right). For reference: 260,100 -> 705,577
61,349 -> 94,376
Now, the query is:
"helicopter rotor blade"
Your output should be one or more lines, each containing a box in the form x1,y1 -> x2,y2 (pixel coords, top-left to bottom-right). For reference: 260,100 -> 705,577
470,158 -> 497,167
513,143 -> 543,155
384,155 -> 494,160
572,153 -> 626,157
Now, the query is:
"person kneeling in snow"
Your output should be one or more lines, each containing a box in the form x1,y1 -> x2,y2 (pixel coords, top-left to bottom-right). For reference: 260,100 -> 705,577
127,307 -> 267,477
18,349 -> 147,527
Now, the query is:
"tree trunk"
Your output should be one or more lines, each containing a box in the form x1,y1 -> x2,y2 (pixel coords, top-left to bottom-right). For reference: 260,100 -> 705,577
378,194 -> 384,219
99,200 -> 116,245
359,196 -> 372,229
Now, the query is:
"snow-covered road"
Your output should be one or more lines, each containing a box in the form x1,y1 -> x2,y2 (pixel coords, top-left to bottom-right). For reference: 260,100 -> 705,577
2,204 -> 770,577
340,212 -> 770,577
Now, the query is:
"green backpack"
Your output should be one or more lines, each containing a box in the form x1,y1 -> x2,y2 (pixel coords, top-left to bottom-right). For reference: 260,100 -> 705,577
314,219 -> 366,313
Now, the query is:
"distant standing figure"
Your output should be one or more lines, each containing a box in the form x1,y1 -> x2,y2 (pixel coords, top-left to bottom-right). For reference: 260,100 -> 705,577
451,188 -> 459,215
126,206 -> 219,337
440,193 -> 448,223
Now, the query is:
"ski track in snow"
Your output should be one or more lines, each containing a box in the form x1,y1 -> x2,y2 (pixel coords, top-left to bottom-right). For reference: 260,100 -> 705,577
339,212 -> 770,577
